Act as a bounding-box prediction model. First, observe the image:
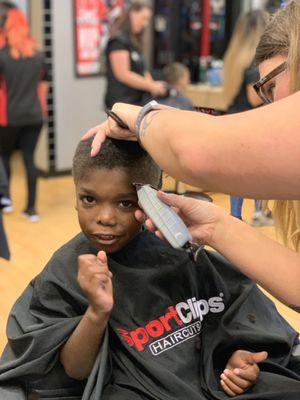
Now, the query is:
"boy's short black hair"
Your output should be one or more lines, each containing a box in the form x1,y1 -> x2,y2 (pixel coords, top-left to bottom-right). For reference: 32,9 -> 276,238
73,137 -> 162,188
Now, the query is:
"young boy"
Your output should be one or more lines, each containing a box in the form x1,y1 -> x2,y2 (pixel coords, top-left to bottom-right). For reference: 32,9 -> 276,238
0,138 -> 299,400
159,62 -> 194,110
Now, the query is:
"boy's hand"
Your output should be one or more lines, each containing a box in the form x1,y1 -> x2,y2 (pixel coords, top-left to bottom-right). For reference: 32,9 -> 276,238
220,350 -> 268,397
78,251 -> 113,318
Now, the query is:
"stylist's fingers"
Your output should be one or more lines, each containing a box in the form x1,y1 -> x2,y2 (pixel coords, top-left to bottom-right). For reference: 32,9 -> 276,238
157,191 -> 199,219
81,121 -> 108,157
91,123 -> 108,157
135,209 -> 159,233
135,209 -> 146,224
144,218 -> 158,232
82,103 -> 141,157
84,120 -> 136,157
154,230 -> 165,241
82,124 -> 103,140
157,191 -> 192,210
144,219 -> 166,241
134,210 -> 167,242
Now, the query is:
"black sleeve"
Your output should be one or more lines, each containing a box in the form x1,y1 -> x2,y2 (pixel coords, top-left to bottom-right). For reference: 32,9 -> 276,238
244,63 -> 259,85
106,37 -> 130,55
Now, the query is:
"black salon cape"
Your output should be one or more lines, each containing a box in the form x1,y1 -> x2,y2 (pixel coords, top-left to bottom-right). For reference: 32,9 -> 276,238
0,231 -> 299,399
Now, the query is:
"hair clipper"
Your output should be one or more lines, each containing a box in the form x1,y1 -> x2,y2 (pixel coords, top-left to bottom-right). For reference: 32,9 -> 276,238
134,184 -> 202,259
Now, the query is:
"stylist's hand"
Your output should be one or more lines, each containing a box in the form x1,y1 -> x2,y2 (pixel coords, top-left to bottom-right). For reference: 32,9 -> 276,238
82,103 -> 141,157
149,81 -> 167,97
135,191 -> 227,247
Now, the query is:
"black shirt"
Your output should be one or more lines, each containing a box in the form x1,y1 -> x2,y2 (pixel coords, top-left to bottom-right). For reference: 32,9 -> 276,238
227,63 -> 259,114
105,35 -> 147,108
0,48 -> 47,126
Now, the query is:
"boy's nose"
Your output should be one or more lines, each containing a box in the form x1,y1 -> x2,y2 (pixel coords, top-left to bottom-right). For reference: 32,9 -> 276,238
96,207 -> 117,226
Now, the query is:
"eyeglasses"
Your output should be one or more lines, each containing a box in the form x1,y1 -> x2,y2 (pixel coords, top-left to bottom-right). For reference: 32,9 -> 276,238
253,61 -> 287,104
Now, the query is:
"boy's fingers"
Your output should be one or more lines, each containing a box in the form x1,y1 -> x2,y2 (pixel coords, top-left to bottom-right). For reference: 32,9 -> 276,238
90,273 -> 110,286
78,254 -> 111,280
251,351 -> 268,364
220,380 -> 237,397
234,366 -> 259,382
78,254 -> 97,262
220,371 -> 244,395
97,250 -> 107,265
222,369 -> 249,389
82,269 -> 110,285
97,251 -> 112,277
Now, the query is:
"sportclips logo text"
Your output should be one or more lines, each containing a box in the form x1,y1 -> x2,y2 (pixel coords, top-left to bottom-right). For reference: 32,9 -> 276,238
118,294 -> 225,356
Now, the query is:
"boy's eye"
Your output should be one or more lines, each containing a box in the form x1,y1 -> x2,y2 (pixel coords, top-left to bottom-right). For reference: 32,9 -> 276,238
119,200 -> 136,209
81,195 -> 96,205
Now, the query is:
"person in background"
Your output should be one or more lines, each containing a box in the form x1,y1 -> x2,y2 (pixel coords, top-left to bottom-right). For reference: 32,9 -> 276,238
0,1 -> 48,222
104,0 -> 166,109
223,10 -> 273,226
158,62 -> 194,110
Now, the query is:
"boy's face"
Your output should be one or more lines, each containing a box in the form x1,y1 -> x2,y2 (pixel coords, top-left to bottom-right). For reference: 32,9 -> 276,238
75,168 -> 141,253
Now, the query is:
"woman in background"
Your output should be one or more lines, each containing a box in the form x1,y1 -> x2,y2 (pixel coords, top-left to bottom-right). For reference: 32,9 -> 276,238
223,10 -> 272,226
0,1 -> 48,222
105,0 -> 166,109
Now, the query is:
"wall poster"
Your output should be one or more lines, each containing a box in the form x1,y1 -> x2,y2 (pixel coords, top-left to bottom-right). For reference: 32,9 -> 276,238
74,0 -> 126,77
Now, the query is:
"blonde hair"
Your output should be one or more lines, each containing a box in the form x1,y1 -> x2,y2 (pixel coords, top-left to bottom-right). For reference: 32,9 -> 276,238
256,1 -> 300,251
223,10 -> 267,108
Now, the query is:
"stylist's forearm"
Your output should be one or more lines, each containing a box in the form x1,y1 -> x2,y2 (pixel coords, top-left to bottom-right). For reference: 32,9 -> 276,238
118,71 -> 153,92
139,109 -> 221,190
138,92 -> 300,199
210,215 -> 300,308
